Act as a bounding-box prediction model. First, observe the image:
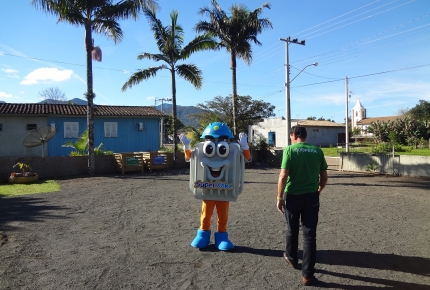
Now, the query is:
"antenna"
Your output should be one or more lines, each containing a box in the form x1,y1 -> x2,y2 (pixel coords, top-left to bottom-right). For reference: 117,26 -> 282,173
23,125 -> 56,157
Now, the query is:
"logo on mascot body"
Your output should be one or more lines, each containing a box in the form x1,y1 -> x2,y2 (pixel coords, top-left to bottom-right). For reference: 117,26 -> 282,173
194,180 -> 234,190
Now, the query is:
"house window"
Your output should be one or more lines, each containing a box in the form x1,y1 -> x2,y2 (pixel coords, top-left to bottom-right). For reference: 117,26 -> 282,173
64,122 -> 79,138
104,122 -> 118,137
26,124 -> 37,131
0,124 -> 2,131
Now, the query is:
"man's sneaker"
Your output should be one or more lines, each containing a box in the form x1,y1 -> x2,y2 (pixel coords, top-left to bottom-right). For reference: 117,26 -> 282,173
302,276 -> 315,286
283,252 -> 298,269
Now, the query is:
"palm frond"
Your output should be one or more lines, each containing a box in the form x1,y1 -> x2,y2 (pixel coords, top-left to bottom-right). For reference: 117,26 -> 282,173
175,64 -> 203,89
92,19 -> 123,43
181,34 -> 218,60
121,65 -> 168,91
143,8 -> 169,52
137,53 -> 170,63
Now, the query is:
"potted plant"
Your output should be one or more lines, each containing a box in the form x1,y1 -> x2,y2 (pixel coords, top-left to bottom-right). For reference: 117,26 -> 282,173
9,162 -> 39,184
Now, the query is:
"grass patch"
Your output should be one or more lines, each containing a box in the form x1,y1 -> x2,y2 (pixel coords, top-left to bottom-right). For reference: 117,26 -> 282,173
321,146 -> 430,157
0,180 -> 61,197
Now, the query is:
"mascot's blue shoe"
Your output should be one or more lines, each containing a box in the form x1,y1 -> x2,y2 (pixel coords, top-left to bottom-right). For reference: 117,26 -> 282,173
214,232 -> 234,251
191,229 -> 211,248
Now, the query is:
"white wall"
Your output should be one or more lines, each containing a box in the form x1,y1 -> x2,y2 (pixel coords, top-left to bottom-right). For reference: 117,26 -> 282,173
249,118 -> 344,148
0,116 -> 48,158
249,118 -> 288,148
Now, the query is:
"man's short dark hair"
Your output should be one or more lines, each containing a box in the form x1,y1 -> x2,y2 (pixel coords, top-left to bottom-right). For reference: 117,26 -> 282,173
291,125 -> 307,139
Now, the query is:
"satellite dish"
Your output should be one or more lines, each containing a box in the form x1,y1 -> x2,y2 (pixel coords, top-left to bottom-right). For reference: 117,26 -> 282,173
23,125 -> 56,157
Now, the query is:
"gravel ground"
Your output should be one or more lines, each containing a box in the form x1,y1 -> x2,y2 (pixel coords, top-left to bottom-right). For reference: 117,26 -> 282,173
0,167 -> 429,290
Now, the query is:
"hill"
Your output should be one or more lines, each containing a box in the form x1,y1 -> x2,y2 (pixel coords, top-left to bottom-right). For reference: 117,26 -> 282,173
155,104 -> 204,127
38,98 -> 87,105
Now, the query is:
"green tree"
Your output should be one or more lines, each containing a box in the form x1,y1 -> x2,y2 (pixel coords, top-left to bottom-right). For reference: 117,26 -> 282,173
163,115 -> 185,138
409,100 -> 430,126
62,130 -> 111,156
307,116 -> 316,120
32,0 -> 158,174
122,9 -> 216,166
194,95 -> 275,134
195,0 -> 272,136
367,120 -> 391,143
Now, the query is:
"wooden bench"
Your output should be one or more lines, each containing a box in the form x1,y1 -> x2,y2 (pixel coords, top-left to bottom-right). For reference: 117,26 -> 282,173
113,152 -> 144,175
141,151 -> 171,173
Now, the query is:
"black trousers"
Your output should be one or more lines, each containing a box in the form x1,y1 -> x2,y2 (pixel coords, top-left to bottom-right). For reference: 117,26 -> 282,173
284,191 -> 320,278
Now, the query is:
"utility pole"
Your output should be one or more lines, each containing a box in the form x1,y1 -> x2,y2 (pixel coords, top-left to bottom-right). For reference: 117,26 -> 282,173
345,77 -> 349,153
280,37 -> 306,146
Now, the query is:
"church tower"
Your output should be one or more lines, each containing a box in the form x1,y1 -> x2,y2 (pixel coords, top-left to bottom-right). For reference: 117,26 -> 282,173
351,100 -> 366,128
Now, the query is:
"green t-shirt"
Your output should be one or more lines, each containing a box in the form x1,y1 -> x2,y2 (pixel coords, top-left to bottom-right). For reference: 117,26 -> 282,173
281,142 -> 328,195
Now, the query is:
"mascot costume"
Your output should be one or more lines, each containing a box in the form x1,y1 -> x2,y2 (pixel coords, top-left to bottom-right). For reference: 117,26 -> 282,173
180,122 -> 251,251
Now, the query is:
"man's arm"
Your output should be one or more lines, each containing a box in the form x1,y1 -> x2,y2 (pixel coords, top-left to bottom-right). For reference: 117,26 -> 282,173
318,170 -> 328,194
277,168 -> 288,214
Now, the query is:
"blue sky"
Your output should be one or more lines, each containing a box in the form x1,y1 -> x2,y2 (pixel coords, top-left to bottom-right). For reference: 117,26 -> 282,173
1,0 -> 429,123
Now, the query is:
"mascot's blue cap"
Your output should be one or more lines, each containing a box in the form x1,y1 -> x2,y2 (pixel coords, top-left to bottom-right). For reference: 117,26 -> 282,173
200,122 -> 234,139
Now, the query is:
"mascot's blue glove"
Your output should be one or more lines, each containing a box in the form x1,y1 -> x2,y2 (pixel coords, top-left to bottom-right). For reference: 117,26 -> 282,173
179,133 -> 191,151
238,132 -> 249,150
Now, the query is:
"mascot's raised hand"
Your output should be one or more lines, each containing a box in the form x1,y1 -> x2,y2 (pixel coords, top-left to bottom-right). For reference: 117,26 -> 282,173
238,132 -> 249,150
180,133 -> 192,161
179,133 -> 191,150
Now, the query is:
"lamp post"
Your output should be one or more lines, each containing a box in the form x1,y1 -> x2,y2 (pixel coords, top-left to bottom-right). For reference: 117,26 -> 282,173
158,98 -> 172,147
280,37 -> 317,146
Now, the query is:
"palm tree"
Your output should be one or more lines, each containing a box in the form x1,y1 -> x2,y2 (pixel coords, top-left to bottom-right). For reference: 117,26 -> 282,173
195,0 -> 272,136
32,0 -> 159,175
122,9 -> 217,166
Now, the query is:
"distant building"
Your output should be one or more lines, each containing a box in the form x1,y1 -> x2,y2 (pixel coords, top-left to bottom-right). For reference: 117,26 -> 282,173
0,103 -> 166,158
351,100 -> 400,136
249,118 -> 345,148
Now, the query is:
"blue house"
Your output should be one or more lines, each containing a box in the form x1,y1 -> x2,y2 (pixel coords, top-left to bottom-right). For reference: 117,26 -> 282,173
0,103 -> 166,158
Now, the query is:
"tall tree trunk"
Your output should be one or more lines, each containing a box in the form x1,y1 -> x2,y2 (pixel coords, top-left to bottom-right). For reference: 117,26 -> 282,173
171,68 -> 177,168
230,51 -> 237,137
85,23 -> 95,175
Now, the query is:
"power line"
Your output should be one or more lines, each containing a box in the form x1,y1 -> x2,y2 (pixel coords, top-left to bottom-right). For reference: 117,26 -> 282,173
293,63 -> 430,88
293,0 -> 383,36
1,52 -> 128,73
303,0 -> 414,39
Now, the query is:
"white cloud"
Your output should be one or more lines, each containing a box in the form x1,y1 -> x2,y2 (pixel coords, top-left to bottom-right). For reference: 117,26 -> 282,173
20,67 -> 73,85
2,68 -> 17,74
0,92 -> 13,98
147,96 -> 155,101
1,67 -> 19,78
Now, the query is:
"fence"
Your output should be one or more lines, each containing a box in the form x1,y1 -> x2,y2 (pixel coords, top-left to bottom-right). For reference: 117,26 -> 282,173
0,153 -> 188,182
339,153 -> 400,175
339,153 -> 430,178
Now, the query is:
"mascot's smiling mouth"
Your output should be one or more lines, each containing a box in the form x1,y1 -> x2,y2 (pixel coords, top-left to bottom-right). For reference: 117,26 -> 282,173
209,166 -> 223,178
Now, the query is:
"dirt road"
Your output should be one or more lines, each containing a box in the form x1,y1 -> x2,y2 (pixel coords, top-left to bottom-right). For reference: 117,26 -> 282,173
1,168 -> 429,289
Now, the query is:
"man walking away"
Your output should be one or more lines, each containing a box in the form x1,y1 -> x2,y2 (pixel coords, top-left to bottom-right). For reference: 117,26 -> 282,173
276,125 -> 328,286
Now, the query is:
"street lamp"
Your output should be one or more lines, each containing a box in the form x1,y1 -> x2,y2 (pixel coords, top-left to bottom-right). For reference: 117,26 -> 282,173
280,37 -> 317,146
158,98 -> 172,147
285,62 -> 317,146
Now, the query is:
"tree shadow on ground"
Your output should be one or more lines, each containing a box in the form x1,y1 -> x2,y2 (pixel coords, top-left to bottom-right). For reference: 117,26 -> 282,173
0,196 -> 68,232
316,269 -> 430,289
318,250 -> 429,276
330,181 -> 430,189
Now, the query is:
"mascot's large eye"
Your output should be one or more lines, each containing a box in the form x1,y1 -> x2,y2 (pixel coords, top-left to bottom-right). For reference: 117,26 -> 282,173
203,141 -> 216,157
217,141 -> 229,158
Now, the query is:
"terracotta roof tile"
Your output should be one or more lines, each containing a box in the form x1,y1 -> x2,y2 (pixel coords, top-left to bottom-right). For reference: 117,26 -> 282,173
297,120 -> 344,127
0,103 -> 166,117
357,116 -> 400,125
